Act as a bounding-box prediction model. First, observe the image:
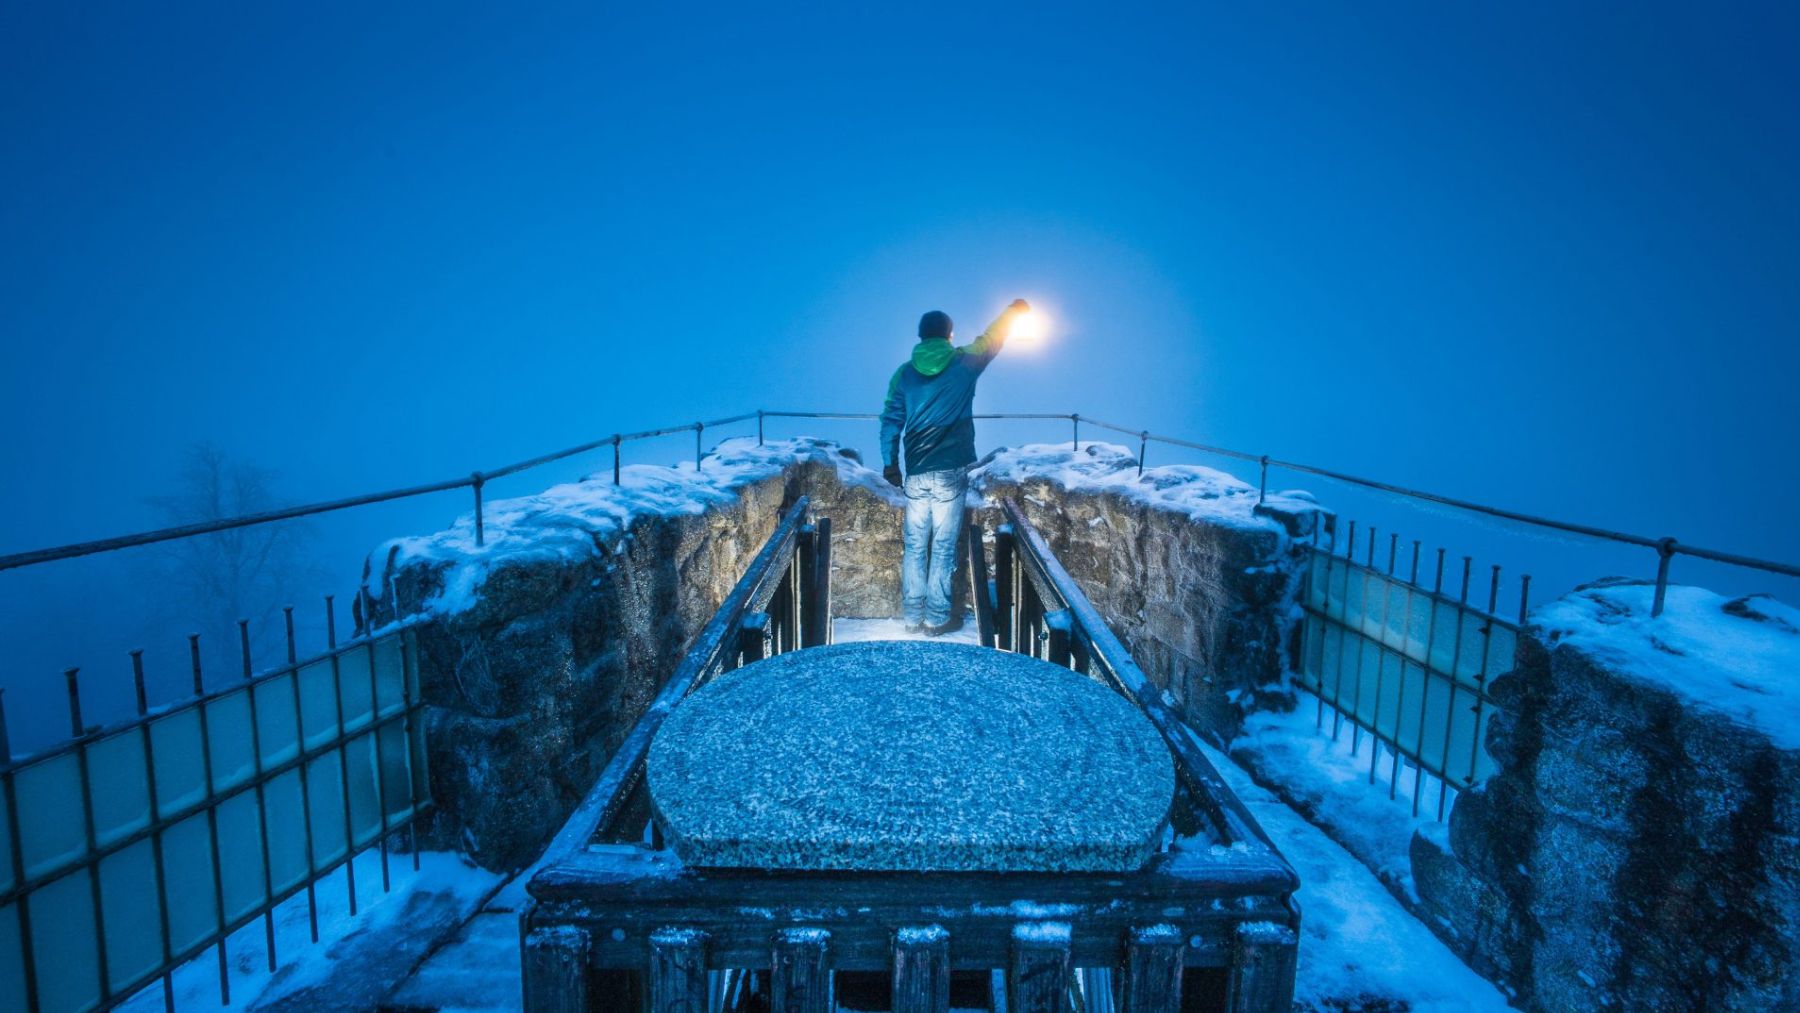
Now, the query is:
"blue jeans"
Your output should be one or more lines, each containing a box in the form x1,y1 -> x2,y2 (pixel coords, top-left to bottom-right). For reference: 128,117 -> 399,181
901,467 -> 968,626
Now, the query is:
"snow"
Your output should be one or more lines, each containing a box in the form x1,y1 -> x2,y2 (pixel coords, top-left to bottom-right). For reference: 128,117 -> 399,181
1534,581 -> 1800,750
1199,740 -> 1513,1012
1230,702 -> 1445,901
1011,920 -> 1074,944
970,441 -> 1318,534
116,850 -> 502,1013
832,615 -> 980,646
371,438 -> 896,615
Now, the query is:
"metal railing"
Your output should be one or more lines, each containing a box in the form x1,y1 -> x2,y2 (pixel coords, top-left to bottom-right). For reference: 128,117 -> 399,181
1296,523 -> 1524,822
5,410 -> 1794,619
0,603 -> 430,1013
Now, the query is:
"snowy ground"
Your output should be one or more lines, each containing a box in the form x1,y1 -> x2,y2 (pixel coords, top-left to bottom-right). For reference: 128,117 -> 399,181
1199,738 -> 1513,1012
831,615 -> 981,646
1229,701 -> 1452,901
116,849 -> 501,1012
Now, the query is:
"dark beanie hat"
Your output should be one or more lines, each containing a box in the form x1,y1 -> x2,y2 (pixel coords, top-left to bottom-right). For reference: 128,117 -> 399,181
917,310 -> 953,340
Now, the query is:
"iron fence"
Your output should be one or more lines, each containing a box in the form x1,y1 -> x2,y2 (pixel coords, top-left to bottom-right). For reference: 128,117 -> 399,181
0,606 -> 429,1013
1295,523 -> 1525,821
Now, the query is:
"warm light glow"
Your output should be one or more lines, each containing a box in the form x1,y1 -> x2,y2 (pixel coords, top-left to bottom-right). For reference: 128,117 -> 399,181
1011,308 -> 1045,345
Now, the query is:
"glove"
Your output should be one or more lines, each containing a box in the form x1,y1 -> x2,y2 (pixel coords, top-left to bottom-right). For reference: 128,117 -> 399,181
1009,298 -> 1030,314
883,464 -> 903,487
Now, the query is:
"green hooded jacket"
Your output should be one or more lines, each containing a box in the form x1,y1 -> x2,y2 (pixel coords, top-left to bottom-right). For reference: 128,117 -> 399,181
879,307 -> 1018,474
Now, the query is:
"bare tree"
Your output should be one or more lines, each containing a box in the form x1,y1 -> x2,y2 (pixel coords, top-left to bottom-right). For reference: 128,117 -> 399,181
143,444 -> 322,675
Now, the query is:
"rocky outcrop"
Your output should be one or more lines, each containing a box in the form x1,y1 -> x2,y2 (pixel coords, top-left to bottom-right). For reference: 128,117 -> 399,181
972,443 -> 1327,741
1412,579 -> 1800,1011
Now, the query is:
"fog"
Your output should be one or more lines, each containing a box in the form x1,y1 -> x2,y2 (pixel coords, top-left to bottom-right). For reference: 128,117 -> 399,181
5,4 -> 1797,757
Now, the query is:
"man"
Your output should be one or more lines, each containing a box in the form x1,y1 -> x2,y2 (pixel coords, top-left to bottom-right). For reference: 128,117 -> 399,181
880,299 -> 1030,635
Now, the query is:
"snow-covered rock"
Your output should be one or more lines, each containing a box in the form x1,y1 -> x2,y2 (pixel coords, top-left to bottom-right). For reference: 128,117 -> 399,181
971,441 -> 1328,739
1413,578 -> 1800,1011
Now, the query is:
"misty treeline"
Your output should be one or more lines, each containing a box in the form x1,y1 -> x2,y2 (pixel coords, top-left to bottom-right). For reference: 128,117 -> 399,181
137,443 -> 328,683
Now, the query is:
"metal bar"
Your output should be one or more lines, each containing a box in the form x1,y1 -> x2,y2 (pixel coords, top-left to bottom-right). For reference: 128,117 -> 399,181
695,422 -> 704,470
1258,456 -> 1269,504
1652,538 -> 1676,617
327,610 -> 360,916
0,687 -> 43,1013
133,651 -> 178,1013
1413,549 -> 1446,817
1437,558 -> 1473,822
69,667 -> 113,1003
239,620 -> 280,971
472,473 -> 486,547
757,409 -> 765,445
612,434 -> 622,485
284,608 -> 322,943
190,635 -> 232,1006
0,474 -> 472,572
1136,431 -> 1149,476
6,410 -> 1796,583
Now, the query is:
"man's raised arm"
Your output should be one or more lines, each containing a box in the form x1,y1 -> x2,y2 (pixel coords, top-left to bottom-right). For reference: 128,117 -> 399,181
962,298 -> 1030,367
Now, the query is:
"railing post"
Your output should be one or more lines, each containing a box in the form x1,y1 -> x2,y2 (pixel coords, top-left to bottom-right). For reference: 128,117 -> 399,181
648,927 -> 708,1013
694,421 -> 704,470
471,472 -> 486,547
996,526 -> 1018,652
1258,455 -> 1269,504
612,434 -> 622,484
0,686 -> 42,1013
1137,431 -> 1149,476
1044,609 -> 1073,668
772,927 -> 831,1013
1227,922 -> 1297,1013
1070,412 -> 1080,450
738,612 -> 772,666
522,924 -> 592,1013
757,409 -> 765,445
1119,924 -> 1184,1013
798,523 -> 822,647
1008,922 -> 1072,1013
1652,537 -> 1677,617
892,925 -> 950,1013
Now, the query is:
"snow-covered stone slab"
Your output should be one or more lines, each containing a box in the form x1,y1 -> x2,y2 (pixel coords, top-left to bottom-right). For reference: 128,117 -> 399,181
646,641 -> 1176,872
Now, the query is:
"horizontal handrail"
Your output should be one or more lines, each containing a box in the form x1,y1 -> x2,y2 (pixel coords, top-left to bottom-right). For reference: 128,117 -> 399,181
4,409 -> 1795,603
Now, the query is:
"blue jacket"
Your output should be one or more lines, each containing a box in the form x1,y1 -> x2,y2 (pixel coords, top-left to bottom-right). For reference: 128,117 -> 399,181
880,309 -> 1016,474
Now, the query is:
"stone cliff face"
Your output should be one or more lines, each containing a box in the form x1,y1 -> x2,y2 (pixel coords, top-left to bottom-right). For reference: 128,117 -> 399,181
364,438 -> 1321,871
1412,580 -> 1800,1011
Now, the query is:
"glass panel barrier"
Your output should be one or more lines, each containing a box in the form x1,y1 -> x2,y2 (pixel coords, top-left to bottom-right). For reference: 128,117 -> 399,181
98,839 -> 161,993
263,771 -> 308,895
15,753 -> 86,880
149,710 -> 207,816
217,791 -> 267,924
306,752 -> 348,869
162,813 -> 218,958
252,673 -> 299,769
30,868 -> 100,1013
297,660 -> 339,752
204,691 -> 257,792
86,734 -> 151,850
0,900 -> 27,1013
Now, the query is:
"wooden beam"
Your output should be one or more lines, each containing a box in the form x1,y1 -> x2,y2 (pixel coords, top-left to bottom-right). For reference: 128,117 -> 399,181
738,612 -> 772,666
1119,924 -> 1184,1013
1007,922 -> 1071,1013
648,927 -> 708,1013
521,924 -> 590,1013
772,927 -> 831,1013
1226,921 -> 1297,1013
892,924 -> 950,1013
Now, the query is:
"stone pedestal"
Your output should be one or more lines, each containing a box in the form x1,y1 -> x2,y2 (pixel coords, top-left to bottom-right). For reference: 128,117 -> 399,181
646,641 -> 1176,872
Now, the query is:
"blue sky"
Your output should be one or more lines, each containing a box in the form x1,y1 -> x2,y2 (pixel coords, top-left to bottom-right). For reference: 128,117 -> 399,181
3,3 -> 1798,739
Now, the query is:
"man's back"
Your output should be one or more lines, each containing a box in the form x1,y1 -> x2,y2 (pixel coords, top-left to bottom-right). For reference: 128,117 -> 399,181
880,302 -> 1024,476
